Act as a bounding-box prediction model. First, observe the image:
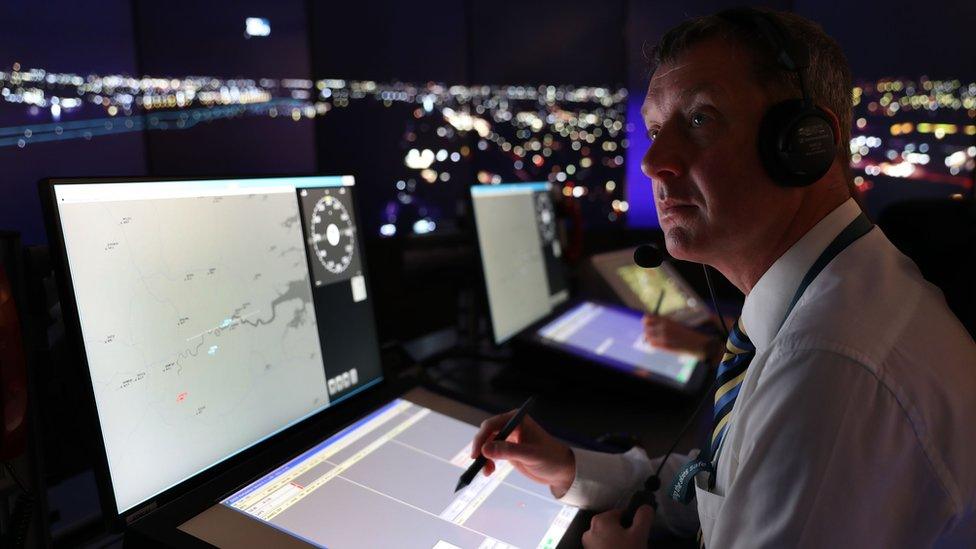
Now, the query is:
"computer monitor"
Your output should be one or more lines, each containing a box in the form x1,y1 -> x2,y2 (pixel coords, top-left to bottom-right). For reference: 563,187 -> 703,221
534,302 -> 701,390
590,247 -> 712,326
41,175 -> 383,520
470,182 -> 569,344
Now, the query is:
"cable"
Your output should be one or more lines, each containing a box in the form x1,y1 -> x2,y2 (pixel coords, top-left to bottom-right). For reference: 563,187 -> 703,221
3,462 -> 29,495
6,493 -> 34,549
2,463 -> 34,549
652,264 -> 730,479
622,262 -> 731,527
702,264 -> 730,339
650,377 -> 719,481
619,375 -> 718,527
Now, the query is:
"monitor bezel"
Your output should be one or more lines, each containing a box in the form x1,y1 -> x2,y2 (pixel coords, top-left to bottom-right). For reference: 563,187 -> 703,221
467,181 -> 569,346
38,174 -> 388,530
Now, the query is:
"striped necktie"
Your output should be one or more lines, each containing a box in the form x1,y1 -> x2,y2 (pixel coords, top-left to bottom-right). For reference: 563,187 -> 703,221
710,320 -> 756,459
696,321 -> 756,548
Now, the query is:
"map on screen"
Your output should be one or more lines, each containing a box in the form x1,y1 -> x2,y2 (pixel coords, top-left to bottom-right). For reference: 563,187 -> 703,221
615,264 -> 696,316
51,177 -> 383,514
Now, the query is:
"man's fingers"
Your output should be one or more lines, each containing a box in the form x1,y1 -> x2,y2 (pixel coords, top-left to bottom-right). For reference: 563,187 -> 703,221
597,508 -> 622,527
588,508 -> 621,536
583,506 -> 650,548
630,504 -> 655,538
481,440 -> 543,464
471,431 -> 496,459
633,504 -> 654,522
471,411 -> 516,458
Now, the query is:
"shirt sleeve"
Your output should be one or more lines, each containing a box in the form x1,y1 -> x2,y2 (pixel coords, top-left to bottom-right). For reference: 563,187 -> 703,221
554,447 -> 703,536
709,346 -> 954,548
555,446 -> 654,511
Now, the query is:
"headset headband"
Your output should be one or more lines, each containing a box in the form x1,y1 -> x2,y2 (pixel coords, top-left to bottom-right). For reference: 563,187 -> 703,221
716,8 -> 812,106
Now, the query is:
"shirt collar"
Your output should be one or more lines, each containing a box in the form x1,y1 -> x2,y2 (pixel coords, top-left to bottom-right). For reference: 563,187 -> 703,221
738,198 -> 861,351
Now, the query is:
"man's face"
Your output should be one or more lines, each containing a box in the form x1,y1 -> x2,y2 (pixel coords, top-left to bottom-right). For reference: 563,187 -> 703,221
641,38 -> 797,264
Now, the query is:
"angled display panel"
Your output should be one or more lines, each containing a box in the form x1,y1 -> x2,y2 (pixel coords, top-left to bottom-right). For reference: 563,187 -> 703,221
42,175 -> 383,520
470,182 -> 569,344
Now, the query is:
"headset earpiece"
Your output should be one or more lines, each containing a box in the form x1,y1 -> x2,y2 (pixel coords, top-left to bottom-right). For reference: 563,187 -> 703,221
718,8 -> 838,187
757,99 -> 836,187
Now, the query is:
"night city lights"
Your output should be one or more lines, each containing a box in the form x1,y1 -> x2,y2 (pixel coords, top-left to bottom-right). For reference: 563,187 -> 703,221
2,66 -> 972,235
0,64 -> 629,235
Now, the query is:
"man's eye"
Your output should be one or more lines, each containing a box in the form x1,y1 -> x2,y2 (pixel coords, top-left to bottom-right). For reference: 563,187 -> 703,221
648,128 -> 659,140
691,112 -> 708,128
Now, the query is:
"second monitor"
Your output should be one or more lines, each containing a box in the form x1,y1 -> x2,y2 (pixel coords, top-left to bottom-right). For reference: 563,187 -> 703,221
470,182 -> 568,345
470,182 -> 707,393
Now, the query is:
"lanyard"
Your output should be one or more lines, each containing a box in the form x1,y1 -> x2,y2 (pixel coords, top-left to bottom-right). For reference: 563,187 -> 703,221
669,212 -> 874,504
780,212 -> 874,331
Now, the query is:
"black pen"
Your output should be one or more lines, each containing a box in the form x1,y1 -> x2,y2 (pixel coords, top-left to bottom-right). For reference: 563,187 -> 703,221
653,289 -> 666,315
455,395 -> 536,492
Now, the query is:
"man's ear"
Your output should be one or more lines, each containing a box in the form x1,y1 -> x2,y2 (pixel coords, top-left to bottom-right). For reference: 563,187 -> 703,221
817,104 -> 843,147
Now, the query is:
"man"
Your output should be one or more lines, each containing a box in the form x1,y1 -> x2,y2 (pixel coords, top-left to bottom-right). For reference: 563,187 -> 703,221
471,8 -> 976,548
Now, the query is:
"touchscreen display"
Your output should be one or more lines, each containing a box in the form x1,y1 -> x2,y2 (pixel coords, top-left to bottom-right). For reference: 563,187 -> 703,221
537,301 -> 698,386
614,263 -> 698,316
222,399 -> 579,548
589,248 -> 711,326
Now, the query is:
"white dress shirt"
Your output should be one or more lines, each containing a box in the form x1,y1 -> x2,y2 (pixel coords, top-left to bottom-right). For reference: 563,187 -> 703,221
557,198 -> 976,547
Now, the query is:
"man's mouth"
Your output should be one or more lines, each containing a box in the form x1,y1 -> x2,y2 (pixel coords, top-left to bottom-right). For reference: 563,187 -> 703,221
657,199 -> 697,214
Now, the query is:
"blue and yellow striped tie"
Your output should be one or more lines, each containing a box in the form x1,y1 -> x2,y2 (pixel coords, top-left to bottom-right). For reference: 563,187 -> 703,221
696,321 -> 755,548
710,320 -> 755,458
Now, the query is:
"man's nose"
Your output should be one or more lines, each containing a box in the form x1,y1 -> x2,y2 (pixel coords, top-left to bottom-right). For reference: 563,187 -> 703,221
641,131 -> 684,182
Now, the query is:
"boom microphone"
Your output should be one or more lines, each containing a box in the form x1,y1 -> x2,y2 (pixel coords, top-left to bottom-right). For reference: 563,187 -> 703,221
632,243 -> 729,338
633,244 -> 665,269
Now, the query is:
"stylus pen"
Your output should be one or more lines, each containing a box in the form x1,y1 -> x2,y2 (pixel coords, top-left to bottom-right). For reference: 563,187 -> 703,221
455,395 -> 536,492
653,290 -> 666,315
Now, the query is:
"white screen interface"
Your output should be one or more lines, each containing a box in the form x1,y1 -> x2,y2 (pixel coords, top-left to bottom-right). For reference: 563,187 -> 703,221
471,183 -> 569,344
52,176 -> 382,513
223,399 -> 579,548
538,302 -> 698,385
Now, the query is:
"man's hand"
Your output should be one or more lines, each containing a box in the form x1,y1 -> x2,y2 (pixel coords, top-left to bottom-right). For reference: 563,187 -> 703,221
643,313 -> 714,359
470,410 -> 576,496
582,505 -> 655,549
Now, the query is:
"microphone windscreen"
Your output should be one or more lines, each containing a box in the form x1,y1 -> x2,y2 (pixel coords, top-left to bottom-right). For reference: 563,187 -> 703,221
633,244 -> 664,268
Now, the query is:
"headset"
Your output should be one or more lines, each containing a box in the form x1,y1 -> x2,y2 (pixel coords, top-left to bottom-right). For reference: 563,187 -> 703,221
720,7 -> 838,188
